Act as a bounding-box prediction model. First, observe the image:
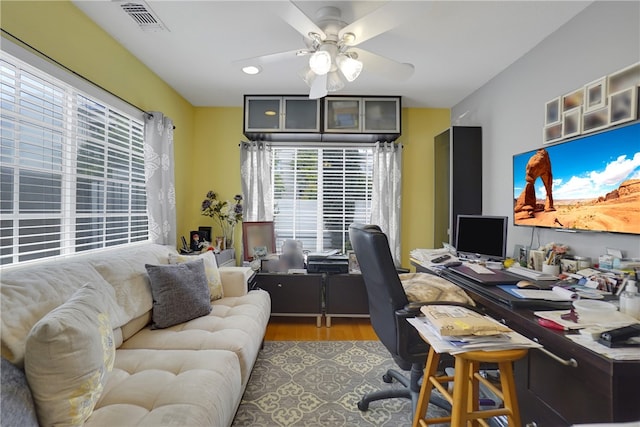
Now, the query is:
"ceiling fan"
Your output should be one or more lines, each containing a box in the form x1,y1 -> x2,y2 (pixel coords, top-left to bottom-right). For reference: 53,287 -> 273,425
237,1 -> 416,99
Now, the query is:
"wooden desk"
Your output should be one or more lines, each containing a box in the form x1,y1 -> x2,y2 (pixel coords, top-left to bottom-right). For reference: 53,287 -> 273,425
414,262 -> 640,426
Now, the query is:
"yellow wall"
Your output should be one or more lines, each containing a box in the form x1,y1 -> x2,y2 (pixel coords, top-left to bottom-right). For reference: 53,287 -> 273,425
401,108 -> 450,264
1,0 -> 450,266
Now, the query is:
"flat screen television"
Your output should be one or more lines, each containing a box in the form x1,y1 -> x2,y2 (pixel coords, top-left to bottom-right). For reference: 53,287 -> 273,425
512,121 -> 640,235
455,215 -> 508,261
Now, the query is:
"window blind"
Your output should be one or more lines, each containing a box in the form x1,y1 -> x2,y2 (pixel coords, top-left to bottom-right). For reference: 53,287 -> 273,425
271,146 -> 373,253
0,51 -> 147,265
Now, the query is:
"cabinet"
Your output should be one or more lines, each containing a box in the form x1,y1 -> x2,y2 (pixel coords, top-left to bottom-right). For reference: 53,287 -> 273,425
433,126 -> 482,247
244,96 -> 320,135
254,273 -> 323,326
324,96 -> 400,134
324,274 -> 369,327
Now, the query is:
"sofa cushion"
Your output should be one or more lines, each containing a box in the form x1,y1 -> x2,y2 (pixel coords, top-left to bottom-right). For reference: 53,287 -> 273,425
169,251 -> 223,300
400,272 -> 475,305
145,259 -> 212,329
25,282 -> 119,427
1,357 -> 38,427
85,349 -> 242,427
0,262 -> 126,367
120,289 -> 271,386
90,245 -> 174,324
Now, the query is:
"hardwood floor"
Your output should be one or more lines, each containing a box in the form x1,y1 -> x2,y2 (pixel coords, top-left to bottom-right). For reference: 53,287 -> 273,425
264,316 -> 378,341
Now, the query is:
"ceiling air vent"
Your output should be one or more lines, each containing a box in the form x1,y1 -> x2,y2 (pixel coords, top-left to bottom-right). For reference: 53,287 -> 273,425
120,1 -> 168,32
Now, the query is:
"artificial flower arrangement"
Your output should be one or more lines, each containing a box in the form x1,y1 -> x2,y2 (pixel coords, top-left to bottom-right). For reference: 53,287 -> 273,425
201,191 -> 243,249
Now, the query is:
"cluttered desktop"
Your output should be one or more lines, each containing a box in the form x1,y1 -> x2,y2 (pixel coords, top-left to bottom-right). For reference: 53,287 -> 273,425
409,216 -> 640,425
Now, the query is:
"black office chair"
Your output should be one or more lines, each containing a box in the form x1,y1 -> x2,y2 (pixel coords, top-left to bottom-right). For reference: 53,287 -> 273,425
349,223 -> 454,417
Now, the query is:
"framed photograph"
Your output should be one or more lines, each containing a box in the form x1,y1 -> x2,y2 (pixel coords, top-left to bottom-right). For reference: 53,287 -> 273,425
242,221 -> 276,261
198,226 -> 212,244
584,77 -> 607,112
544,97 -> 561,125
582,106 -> 610,133
513,244 -> 528,267
609,86 -> 637,125
562,107 -> 582,138
348,251 -> 361,274
190,230 -> 204,252
543,122 -> 563,144
562,88 -> 583,113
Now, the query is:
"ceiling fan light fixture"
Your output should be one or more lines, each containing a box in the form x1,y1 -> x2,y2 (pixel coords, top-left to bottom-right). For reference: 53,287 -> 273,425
309,50 -> 332,75
298,66 -> 316,87
336,54 -> 363,82
326,70 -> 346,92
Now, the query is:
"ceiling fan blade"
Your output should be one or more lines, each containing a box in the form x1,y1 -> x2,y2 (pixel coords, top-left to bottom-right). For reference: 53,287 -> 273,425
339,3 -> 417,46
277,1 -> 325,40
309,74 -> 328,99
351,48 -> 414,81
234,49 -> 304,67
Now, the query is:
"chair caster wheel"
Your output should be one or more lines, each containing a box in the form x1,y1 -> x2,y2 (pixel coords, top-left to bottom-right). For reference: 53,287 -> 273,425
357,400 -> 369,411
382,373 -> 393,383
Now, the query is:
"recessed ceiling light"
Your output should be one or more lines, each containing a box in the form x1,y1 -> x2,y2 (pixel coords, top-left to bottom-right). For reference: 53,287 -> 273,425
264,110 -> 277,116
242,65 -> 261,75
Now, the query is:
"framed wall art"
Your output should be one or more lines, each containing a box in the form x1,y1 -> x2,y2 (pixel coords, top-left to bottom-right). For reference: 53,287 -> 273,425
609,86 -> 637,125
562,107 -> 582,138
242,221 -> 276,261
584,77 -> 607,112
544,97 -> 561,125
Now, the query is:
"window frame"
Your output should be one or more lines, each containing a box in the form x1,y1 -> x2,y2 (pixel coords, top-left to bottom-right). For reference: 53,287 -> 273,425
1,38 -> 148,267
270,142 -> 374,253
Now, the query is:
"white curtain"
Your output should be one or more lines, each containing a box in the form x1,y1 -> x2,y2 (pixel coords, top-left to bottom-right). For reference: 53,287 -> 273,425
371,141 -> 403,265
240,141 -> 273,221
144,112 -> 176,246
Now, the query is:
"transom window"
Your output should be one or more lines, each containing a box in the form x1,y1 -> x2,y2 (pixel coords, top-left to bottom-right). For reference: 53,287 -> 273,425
0,51 -> 147,265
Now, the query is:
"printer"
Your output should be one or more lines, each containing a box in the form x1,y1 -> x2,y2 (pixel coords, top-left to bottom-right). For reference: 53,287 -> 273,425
307,252 -> 349,274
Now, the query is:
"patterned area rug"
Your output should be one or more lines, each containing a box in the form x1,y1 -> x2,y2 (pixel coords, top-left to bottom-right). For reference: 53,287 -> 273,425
231,341 -> 450,427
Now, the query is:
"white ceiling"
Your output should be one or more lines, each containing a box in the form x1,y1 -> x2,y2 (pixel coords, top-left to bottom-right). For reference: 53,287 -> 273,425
71,1 -> 592,108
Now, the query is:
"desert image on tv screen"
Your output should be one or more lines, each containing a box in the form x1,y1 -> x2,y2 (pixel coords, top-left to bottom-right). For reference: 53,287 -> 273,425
513,122 -> 640,235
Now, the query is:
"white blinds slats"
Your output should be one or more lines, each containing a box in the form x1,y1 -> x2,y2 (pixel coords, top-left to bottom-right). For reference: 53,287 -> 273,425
271,146 -> 373,253
0,52 -> 147,265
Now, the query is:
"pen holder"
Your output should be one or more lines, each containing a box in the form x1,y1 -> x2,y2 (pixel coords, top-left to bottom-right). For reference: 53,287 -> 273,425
542,264 -> 560,276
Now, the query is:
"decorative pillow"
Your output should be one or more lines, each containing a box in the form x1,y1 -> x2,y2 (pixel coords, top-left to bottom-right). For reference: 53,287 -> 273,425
145,259 -> 212,329
169,251 -> 223,300
1,357 -> 38,427
25,282 -> 119,427
400,272 -> 475,305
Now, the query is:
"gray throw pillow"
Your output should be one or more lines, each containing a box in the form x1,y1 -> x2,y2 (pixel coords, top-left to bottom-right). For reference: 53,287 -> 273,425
1,357 -> 39,427
145,259 -> 212,329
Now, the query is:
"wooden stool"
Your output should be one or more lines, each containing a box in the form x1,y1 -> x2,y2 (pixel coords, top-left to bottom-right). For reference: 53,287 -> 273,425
413,346 -> 528,427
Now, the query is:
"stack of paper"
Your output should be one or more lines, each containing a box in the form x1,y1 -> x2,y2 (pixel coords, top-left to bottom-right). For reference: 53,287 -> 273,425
408,312 -> 542,354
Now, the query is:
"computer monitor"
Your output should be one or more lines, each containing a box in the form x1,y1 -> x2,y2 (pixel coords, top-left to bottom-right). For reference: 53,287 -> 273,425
455,215 -> 508,261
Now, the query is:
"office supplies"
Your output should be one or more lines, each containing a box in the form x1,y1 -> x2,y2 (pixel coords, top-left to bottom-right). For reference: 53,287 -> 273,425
431,254 -> 451,263
598,324 -> 640,347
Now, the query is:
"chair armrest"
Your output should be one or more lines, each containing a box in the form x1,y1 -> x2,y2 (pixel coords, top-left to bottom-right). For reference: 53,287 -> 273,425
219,267 -> 254,297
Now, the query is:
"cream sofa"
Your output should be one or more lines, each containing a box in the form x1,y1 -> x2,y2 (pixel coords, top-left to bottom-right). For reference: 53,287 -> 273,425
0,243 -> 271,427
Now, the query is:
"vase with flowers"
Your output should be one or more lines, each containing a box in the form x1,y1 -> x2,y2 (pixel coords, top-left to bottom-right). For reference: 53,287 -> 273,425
201,191 -> 243,250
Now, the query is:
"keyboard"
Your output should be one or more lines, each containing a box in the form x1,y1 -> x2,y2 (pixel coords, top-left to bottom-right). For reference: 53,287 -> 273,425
506,266 -> 557,281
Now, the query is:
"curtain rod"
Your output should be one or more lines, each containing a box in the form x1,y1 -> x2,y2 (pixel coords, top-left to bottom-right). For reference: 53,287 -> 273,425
1,29 -> 174,128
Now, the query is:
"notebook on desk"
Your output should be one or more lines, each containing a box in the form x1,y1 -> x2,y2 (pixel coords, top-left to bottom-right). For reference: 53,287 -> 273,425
448,263 -> 522,285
